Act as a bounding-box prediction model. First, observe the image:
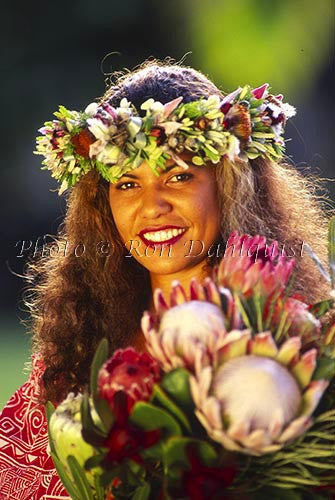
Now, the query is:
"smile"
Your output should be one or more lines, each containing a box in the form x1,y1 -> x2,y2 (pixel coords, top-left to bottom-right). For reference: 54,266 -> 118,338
139,226 -> 187,245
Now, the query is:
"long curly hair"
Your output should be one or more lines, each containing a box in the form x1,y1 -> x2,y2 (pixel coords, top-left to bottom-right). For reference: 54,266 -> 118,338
25,60 -> 333,404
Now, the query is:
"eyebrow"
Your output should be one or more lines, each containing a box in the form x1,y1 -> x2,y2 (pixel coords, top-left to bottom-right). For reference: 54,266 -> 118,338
120,164 -> 183,180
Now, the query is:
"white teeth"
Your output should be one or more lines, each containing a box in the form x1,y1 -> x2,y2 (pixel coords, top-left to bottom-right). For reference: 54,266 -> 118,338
142,228 -> 186,242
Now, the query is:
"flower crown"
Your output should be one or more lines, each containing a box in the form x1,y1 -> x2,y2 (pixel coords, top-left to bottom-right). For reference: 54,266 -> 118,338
35,83 -> 296,194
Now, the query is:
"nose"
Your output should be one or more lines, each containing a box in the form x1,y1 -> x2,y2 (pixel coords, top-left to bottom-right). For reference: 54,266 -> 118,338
140,185 -> 173,220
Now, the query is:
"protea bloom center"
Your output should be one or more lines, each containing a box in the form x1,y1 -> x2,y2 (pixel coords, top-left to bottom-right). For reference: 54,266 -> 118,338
190,331 -> 328,455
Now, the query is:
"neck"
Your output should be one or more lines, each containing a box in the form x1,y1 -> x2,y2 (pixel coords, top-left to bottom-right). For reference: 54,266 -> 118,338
149,261 -> 213,303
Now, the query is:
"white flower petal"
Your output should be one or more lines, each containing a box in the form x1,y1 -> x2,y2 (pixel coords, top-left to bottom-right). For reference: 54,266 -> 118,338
227,420 -> 250,442
198,366 -> 213,400
210,428 -> 243,452
84,102 -> 98,116
241,428 -> 271,453
301,379 -> 329,417
278,415 -> 312,443
189,376 -> 201,408
268,407 -> 284,440
146,329 -> 171,370
202,396 -> 223,430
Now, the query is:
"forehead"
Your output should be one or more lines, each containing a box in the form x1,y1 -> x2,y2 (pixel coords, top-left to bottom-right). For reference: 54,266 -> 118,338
120,153 -> 207,179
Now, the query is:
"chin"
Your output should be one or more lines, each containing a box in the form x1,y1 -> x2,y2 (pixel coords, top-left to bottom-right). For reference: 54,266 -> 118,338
134,254 -> 208,277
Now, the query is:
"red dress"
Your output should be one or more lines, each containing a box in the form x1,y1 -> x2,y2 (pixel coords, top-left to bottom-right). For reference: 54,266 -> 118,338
0,355 -> 69,499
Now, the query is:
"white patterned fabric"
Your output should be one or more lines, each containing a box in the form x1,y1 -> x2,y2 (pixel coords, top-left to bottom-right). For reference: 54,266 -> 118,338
0,355 -> 69,499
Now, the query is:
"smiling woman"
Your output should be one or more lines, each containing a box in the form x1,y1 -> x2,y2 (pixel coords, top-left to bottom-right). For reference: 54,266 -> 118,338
0,59 -> 333,499
109,158 -> 221,287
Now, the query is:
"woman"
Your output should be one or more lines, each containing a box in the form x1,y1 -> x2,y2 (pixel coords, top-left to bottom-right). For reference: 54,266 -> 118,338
0,60 -> 332,499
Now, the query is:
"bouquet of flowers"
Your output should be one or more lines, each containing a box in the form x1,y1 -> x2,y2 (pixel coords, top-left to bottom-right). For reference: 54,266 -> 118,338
46,221 -> 335,500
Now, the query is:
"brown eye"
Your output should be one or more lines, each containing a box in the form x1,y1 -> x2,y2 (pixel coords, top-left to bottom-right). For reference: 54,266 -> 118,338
169,173 -> 193,183
116,181 -> 138,190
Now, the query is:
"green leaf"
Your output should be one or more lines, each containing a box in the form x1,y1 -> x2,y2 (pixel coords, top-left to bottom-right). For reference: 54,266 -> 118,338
313,357 -> 335,381
81,426 -> 107,448
67,455 -> 94,500
161,368 -> 195,410
81,392 -> 108,446
45,401 -> 55,423
310,299 -> 334,318
163,436 -> 218,479
81,393 -> 108,440
328,216 -> 335,289
250,487 -> 302,500
164,437 -> 218,467
130,401 -> 182,438
132,481 -> 151,500
152,384 -> 191,432
51,452 -> 82,500
93,397 -> 114,434
90,338 -> 109,397
84,452 -> 107,471
93,474 -> 106,500
89,338 -> 114,432
45,401 -> 57,456
100,466 -> 122,488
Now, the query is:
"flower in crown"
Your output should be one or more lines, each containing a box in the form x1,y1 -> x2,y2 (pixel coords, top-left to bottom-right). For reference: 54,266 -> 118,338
35,83 -> 296,194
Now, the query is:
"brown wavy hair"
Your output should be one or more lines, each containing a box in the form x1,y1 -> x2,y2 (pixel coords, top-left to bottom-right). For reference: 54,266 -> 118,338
25,60 -> 333,404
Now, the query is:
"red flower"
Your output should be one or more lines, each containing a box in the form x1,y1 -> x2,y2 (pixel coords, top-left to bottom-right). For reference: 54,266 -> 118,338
103,421 -> 160,464
71,128 -> 96,157
106,478 -> 121,500
220,102 -> 232,115
150,126 -> 167,146
251,83 -> 269,100
181,446 -> 236,500
102,392 -> 161,465
50,128 -> 65,150
98,347 -> 161,415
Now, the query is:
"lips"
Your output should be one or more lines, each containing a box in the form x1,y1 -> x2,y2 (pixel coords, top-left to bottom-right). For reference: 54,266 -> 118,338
138,225 -> 187,247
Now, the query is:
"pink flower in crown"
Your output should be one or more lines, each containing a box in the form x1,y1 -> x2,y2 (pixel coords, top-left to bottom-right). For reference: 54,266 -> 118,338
216,231 -> 295,298
251,83 -> 269,100
98,347 -> 161,414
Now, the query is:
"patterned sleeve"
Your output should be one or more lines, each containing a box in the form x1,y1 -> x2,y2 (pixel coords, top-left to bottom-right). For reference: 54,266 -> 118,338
0,354 -> 69,499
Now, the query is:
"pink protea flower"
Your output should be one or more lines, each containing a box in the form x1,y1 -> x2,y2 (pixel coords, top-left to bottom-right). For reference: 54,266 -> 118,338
141,279 -> 228,373
190,331 -> 329,456
272,296 -> 321,343
98,347 -> 161,414
216,231 -> 295,298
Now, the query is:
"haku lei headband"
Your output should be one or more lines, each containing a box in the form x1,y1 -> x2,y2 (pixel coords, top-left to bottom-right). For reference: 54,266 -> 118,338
35,83 -> 296,194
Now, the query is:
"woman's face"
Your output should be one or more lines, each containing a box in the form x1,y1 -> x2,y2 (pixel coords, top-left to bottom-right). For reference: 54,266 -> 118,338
109,157 -> 221,279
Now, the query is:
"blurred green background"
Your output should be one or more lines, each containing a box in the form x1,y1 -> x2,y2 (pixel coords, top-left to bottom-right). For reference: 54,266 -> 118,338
1,0 -> 334,408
